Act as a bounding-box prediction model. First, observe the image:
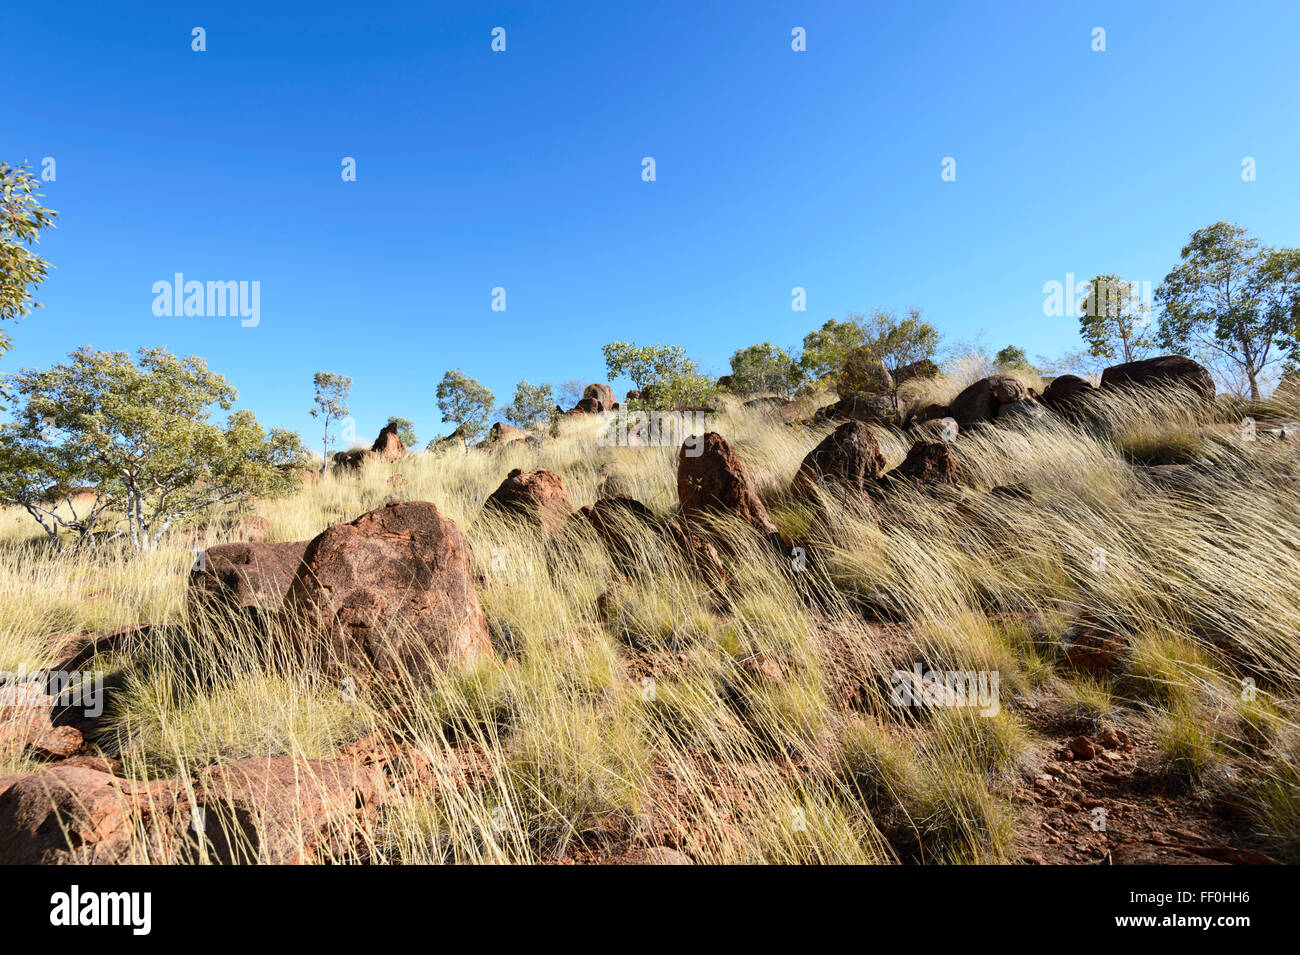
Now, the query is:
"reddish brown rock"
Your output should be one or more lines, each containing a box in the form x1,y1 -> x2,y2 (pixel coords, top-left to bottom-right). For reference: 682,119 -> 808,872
282,501 -> 493,681
580,383 -> 616,412
488,422 -> 526,444
948,375 -> 1029,426
1041,374 -> 1095,412
188,540 -> 311,619
881,441 -> 958,490
190,756 -> 385,864
677,432 -> 777,536
484,468 -> 573,533
1101,355 -> 1215,401
370,422 -> 407,461
791,420 -> 887,499
0,682 -> 85,762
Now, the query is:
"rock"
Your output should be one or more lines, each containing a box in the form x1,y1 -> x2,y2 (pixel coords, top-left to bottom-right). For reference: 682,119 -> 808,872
0,682 -> 85,761
790,420 -> 887,499
595,463 -> 632,498
1068,736 -> 1099,760
370,422 -> 406,461
914,403 -> 951,424
911,416 -> 958,442
387,474 -> 407,489
332,448 -> 370,471
1061,625 -> 1126,674
838,350 -> 894,395
893,358 -> 939,385
996,397 -> 1046,422
282,501 -> 493,681
1041,374 -> 1094,413
1101,355 -> 1215,401
189,756 -> 384,864
880,441 -> 958,490
0,765 -> 172,864
579,495 -> 728,585
625,389 -> 642,403
188,540 -> 311,619
818,392 -> 920,426
483,468 -> 573,533
488,422 -> 526,444
581,383 -> 616,412
948,375 -> 1030,426
676,433 -> 778,536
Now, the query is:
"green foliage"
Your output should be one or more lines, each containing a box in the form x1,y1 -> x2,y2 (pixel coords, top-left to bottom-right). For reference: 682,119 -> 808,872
436,369 -> 495,444
0,162 -> 58,355
386,416 -> 417,447
0,347 -> 305,551
728,342 -> 802,396
1077,274 -> 1155,364
503,380 -> 554,429
602,341 -> 716,408
310,372 -> 351,470
994,345 -> 1030,369
1157,221 -> 1300,400
798,318 -> 867,383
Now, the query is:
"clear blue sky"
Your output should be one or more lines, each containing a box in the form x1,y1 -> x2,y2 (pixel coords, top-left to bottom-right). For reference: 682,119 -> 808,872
5,0 -> 1298,444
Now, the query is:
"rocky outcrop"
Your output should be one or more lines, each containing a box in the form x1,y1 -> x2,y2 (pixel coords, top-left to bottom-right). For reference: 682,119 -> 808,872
483,469 -> 573,532
188,540 -> 311,619
791,421 -> 887,499
948,375 -> 1029,426
677,433 -> 778,536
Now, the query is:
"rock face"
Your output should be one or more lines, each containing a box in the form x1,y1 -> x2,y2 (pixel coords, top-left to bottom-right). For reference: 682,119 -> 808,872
1101,355 -> 1215,400
483,468 -> 573,532
189,540 -> 311,619
282,502 -> 492,681
819,392 -> 920,426
948,375 -> 1029,426
791,421 -> 887,499
677,433 -> 778,536
882,441 -> 958,489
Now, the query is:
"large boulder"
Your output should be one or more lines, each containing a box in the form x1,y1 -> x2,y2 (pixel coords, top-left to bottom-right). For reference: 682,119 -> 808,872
578,495 -> 728,585
188,540 -> 311,619
837,349 -> 893,395
948,374 -> 1030,426
817,392 -> 920,426
1100,355 -> 1215,401
581,383 -> 616,412
370,422 -> 406,461
1040,374 -> 1095,413
677,433 -> 778,536
483,468 -> 573,532
791,421 -> 887,499
282,501 -> 492,681
893,358 -> 940,386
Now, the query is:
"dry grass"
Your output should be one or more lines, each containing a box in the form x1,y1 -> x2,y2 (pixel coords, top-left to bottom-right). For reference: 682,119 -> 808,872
2,387 -> 1299,863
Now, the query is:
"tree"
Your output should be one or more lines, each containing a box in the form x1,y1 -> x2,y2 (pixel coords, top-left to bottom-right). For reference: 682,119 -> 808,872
558,379 -> 586,409
310,372 -> 351,474
0,347 -> 305,551
436,370 -> 494,449
835,308 -> 942,417
602,341 -> 716,408
0,162 -> 58,356
994,345 -> 1039,372
1157,222 -> 1300,401
386,416 -> 417,447
1077,274 -> 1155,364
798,317 -> 868,383
728,342 -> 802,396
503,380 -> 554,429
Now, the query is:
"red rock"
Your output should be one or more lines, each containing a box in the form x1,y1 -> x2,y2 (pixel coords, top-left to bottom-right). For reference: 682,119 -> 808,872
283,501 -> 493,681
880,440 -> 958,490
188,540 -> 311,619
1101,355 -> 1215,401
790,420 -> 887,499
949,375 -> 1029,426
676,432 -> 777,536
484,468 -> 573,533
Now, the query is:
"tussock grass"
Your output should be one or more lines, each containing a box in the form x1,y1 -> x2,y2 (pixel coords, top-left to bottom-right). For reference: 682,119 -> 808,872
2,385 -> 1299,863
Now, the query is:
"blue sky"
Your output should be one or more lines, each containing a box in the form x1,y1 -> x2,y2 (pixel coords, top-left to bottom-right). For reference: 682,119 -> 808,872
4,0 -> 1298,445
